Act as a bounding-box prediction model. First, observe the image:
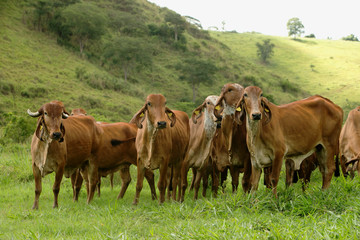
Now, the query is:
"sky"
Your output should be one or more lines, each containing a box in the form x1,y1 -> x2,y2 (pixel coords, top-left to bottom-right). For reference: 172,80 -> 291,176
148,0 -> 359,40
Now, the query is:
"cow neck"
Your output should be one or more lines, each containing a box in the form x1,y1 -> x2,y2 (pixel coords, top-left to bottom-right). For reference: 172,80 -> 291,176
204,108 -> 217,139
246,114 -> 261,159
222,104 -> 236,164
144,117 -> 159,169
38,132 -> 53,177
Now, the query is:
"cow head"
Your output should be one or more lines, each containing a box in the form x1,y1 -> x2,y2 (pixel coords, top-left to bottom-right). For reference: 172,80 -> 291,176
27,100 -> 69,142
70,108 -> 87,116
235,86 -> 271,125
214,83 -> 244,119
191,95 -> 219,124
131,94 -> 176,129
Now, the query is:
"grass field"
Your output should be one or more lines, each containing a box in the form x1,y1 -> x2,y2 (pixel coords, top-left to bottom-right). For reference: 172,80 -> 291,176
1,143 -> 360,239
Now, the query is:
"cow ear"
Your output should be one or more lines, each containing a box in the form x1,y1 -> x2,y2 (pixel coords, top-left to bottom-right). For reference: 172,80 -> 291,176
261,97 -> 272,125
130,104 -> 147,129
35,117 -> 45,141
165,107 -> 176,127
234,96 -> 245,125
191,102 -> 206,124
59,123 -> 65,142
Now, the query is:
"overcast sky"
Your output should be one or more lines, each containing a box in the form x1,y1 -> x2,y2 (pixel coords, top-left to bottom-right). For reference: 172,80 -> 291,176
148,0 -> 359,40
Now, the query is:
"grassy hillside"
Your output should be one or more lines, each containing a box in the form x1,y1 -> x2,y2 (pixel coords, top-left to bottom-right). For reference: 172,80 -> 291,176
1,0 -> 360,142
213,32 -> 360,110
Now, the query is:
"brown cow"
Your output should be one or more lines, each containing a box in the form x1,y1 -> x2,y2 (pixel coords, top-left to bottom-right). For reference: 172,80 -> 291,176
83,122 -> 157,203
339,106 -> 360,178
131,94 -> 190,204
70,108 -> 87,116
235,86 -> 343,195
214,83 -> 252,193
180,96 -> 218,201
28,101 -> 69,209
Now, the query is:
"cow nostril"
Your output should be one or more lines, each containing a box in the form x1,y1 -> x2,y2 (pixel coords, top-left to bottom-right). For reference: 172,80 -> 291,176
53,132 -> 61,139
157,121 -> 167,129
252,113 -> 261,120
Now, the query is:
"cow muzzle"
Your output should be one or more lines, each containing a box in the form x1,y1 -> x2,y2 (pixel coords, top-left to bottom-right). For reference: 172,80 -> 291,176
51,132 -> 62,141
157,121 -> 167,129
251,113 -> 262,120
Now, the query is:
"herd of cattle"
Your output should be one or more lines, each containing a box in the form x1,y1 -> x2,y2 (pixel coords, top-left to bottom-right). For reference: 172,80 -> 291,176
26,83 -> 360,209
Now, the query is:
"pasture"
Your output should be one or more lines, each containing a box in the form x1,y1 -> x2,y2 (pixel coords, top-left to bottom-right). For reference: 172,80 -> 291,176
1,143 -> 360,239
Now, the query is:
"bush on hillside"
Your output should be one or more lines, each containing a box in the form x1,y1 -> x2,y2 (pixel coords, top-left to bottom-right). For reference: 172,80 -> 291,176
279,79 -> 299,94
242,75 -> 262,88
20,87 -> 48,98
1,113 -> 34,144
0,81 -> 15,95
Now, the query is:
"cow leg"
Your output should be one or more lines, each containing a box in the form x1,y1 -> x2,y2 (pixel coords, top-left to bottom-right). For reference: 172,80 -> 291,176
158,163 -> 168,204
96,176 -> 101,197
220,167 -> 228,192
52,166 -> 64,208
242,156 -> 252,193
230,165 -> 240,192
133,161 -> 145,205
270,154 -> 284,197
87,164 -> 99,204
285,159 -> 295,188
171,165 -> 181,201
110,173 -> 114,190
180,161 -> 190,202
32,164 -> 42,210
319,147 -> 335,189
189,168 -> 196,191
80,166 -> 90,199
193,170 -> 202,200
145,169 -> 157,200
212,166 -> 220,198
71,170 -> 83,202
250,166 -> 262,192
263,167 -> 272,189
202,169 -> 209,197
117,165 -> 131,199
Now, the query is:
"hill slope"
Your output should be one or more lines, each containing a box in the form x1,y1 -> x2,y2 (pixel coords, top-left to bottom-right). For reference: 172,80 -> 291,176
1,0 -> 359,143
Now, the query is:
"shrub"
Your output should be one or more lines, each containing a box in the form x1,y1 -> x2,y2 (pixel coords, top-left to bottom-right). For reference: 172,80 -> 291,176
279,79 -> 299,94
20,86 -> 48,98
0,81 -> 15,95
1,113 -> 34,143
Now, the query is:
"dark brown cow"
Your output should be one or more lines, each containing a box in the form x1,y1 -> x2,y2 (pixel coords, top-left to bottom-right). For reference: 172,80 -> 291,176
83,122 -> 157,203
131,94 -> 190,204
214,83 -> 252,193
180,96 -> 218,201
235,86 -> 343,195
28,101 -> 69,209
339,106 -> 360,178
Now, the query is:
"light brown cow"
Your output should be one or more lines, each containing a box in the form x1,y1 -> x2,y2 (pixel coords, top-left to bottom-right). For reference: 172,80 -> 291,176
131,94 -> 190,204
214,83 -> 252,193
339,106 -> 360,178
83,122 -> 157,203
28,101 -> 69,209
235,86 -> 343,195
180,96 -> 218,201
70,108 -> 87,116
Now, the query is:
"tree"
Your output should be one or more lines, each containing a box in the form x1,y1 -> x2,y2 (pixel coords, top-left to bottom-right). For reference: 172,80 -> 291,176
178,56 -> 217,103
62,2 -> 107,53
342,34 -> 359,41
103,36 -> 152,82
287,17 -> 304,39
164,11 -> 186,42
256,39 -> 275,63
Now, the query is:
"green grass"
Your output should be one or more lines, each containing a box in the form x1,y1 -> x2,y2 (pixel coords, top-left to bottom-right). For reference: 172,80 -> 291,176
1,144 -> 360,239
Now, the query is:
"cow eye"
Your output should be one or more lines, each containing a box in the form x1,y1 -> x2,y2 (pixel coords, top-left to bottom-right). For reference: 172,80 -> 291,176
260,93 -> 263,97
228,89 -> 232,92
147,102 -> 151,106
244,93 -> 248,97
207,102 -> 210,105
44,112 -> 48,116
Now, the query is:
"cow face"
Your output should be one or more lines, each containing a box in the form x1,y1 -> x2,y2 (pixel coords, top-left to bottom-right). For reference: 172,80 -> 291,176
235,86 -> 271,124
27,101 -> 69,142
131,94 -> 176,129
191,95 -> 219,125
70,108 -> 87,116
214,83 -> 244,118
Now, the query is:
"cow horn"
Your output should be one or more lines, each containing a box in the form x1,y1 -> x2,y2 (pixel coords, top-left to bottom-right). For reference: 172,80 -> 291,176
27,109 -> 41,117
62,112 -> 69,119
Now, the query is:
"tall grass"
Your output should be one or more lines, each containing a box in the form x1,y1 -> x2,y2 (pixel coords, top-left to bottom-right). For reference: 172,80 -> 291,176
1,144 -> 360,239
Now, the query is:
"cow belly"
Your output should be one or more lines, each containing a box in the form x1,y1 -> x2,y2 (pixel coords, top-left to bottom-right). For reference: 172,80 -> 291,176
286,149 -> 315,170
